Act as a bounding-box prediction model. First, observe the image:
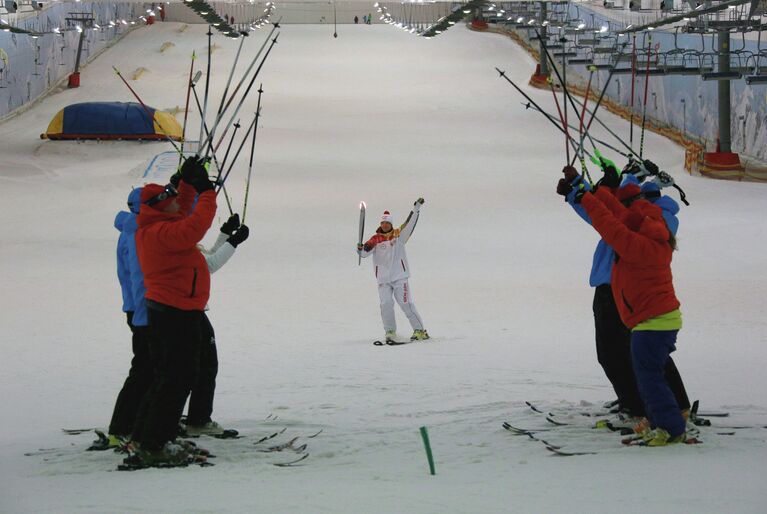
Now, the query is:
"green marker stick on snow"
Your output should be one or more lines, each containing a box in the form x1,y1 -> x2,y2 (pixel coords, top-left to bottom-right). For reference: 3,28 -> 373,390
419,426 -> 436,475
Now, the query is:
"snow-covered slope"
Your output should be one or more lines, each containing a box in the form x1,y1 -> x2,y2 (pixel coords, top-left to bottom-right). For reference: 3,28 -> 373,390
0,22 -> 765,514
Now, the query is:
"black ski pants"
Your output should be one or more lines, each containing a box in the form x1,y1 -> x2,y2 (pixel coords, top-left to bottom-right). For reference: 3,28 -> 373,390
108,312 -> 152,437
186,312 -> 218,426
593,284 -> 690,417
132,302 -> 203,451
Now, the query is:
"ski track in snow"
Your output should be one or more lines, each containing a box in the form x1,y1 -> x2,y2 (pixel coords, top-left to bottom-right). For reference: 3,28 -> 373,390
1,22 -> 767,514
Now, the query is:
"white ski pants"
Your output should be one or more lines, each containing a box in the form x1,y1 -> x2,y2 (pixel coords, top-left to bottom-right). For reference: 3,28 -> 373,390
378,279 -> 424,332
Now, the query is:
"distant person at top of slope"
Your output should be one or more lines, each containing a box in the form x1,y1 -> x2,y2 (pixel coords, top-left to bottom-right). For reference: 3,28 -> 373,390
184,212 -> 250,438
571,175 -> 690,446
106,187 -> 151,450
124,156 -> 217,469
357,198 -> 428,343
556,156 -> 690,426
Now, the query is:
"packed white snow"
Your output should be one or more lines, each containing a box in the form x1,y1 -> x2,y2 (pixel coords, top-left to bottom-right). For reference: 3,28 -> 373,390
1,22 -> 766,514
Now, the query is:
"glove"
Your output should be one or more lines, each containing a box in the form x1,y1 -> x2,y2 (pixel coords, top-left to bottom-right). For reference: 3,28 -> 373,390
227,224 -> 249,248
357,243 -> 364,252
221,213 -> 240,236
590,149 -> 621,188
181,156 -> 214,193
562,165 -> 578,183
556,178 -> 572,197
598,164 -> 621,189
643,159 -> 659,176
573,184 -> 588,204
413,197 -> 424,211
169,171 -> 182,188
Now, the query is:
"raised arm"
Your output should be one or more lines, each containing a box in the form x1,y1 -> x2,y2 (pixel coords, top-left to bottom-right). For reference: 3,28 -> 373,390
398,198 -> 424,244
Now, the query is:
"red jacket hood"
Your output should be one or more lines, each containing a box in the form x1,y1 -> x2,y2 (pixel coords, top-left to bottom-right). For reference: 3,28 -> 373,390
582,190 -> 679,328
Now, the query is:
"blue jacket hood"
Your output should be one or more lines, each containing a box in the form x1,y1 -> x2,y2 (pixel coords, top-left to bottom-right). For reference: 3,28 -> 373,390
642,182 -> 680,235
128,187 -> 143,214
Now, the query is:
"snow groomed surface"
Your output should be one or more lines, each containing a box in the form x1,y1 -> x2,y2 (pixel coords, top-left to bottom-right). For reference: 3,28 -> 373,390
1,22 -> 766,514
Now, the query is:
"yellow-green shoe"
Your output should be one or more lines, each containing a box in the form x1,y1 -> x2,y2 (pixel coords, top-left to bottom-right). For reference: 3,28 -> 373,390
410,329 -> 430,341
645,428 -> 687,447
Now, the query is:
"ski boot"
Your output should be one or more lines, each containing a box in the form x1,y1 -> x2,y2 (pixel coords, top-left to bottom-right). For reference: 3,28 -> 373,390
410,329 -> 430,341
385,330 -> 397,343
185,420 -> 239,439
118,441 -> 204,470
644,428 -> 687,447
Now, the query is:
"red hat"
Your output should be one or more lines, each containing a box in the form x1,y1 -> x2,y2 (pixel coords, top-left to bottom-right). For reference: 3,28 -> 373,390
616,183 -> 641,204
141,183 -> 176,211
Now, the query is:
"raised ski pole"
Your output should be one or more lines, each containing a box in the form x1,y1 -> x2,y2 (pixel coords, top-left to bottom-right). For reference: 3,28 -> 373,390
179,51 -> 197,163
522,102 -> 620,159
199,21 -> 280,158
333,0 -> 338,38
217,119 -> 241,177
112,66 -> 182,154
534,28 -> 599,171
570,96 -> 639,158
561,35 -> 568,164
242,86 -> 264,225
639,35 -> 652,159
495,68 -> 585,159
419,426 -> 436,476
190,81 -> 234,215
215,113 -> 258,194
629,33 -> 637,150
202,32 -> 279,161
547,76 -> 570,163
578,65 -> 595,164
358,201 -> 366,266
197,25 -> 213,152
205,33 -> 246,158
570,42 -> 629,166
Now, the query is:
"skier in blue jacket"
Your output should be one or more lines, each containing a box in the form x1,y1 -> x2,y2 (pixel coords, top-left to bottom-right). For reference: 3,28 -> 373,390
108,187 -> 151,446
557,158 -> 690,420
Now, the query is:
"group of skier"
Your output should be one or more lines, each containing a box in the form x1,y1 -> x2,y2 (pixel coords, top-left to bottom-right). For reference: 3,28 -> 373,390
106,133 -> 689,470
557,154 -> 691,446
109,156 -> 249,468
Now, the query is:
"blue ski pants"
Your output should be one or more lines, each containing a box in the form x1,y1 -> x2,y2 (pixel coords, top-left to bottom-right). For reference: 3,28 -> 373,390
631,330 -> 686,437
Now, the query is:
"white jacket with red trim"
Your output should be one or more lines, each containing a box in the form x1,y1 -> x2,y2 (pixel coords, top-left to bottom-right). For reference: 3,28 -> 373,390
359,205 -> 420,285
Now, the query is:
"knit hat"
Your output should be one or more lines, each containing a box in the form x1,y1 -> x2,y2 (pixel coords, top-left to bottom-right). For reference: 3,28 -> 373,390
141,183 -> 176,211
616,183 -> 641,204
380,211 -> 393,224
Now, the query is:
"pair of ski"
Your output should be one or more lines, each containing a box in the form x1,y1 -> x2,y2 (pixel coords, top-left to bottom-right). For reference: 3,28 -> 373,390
502,422 -> 597,456
373,338 -> 421,346
58,426 -> 313,469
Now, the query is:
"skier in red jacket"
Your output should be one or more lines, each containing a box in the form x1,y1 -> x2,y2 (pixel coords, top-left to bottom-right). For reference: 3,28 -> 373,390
125,156 -> 217,468
578,185 -> 687,446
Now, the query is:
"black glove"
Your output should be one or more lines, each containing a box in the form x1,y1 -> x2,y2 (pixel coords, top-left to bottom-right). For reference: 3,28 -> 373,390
573,184 -> 588,204
169,171 -> 182,188
181,156 -> 214,193
414,197 -> 425,206
643,159 -> 659,176
598,164 -> 621,189
227,224 -> 249,248
557,178 -> 572,197
221,213 -> 240,235
562,165 -> 578,183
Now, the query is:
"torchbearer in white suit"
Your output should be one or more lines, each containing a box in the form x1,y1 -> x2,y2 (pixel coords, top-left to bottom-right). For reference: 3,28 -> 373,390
358,198 -> 429,342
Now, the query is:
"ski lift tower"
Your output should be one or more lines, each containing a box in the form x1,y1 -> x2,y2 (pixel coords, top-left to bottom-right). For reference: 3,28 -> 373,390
65,12 -> 94,88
